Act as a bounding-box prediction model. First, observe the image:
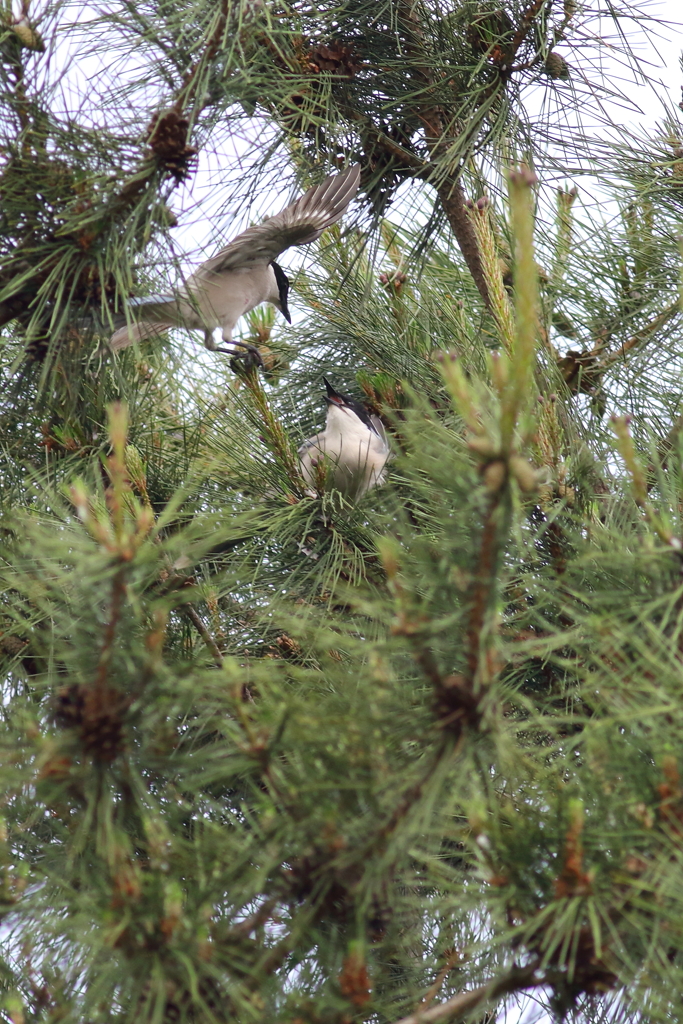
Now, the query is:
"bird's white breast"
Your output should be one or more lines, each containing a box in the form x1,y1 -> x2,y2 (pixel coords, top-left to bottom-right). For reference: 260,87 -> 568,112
301,405 -> 389,498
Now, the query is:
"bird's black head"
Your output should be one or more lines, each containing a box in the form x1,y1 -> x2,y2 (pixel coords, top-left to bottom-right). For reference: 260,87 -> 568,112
271,261 -> 292,323
323,378 -> 380,435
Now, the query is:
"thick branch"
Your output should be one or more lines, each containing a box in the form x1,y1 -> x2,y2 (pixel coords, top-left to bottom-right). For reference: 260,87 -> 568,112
396,2 -> 491,308
435,178 -> 490,307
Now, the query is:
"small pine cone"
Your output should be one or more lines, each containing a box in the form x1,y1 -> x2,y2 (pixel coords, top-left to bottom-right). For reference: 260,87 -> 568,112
0,634 -> 29,659
275,633 -> 303,659
54,684 -> 86,728
545,52 -> 569,80
10,16 -> 45,51
55,683 -> 128,762
367,896 -> 393,942
146,109 -> 198,182
309,40 -> 363,78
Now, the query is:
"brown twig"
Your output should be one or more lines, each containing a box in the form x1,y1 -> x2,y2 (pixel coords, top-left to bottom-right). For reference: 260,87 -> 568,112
371,733 -> 465,854
389,962 -> 542,1024
465,493 -> 503,684
94,566 -> 127,689
229,898 -> 278,939
508,0 -> 546,62
419,948 -> 464,1011
598,302 -> 680,371
183,605 -> 224,668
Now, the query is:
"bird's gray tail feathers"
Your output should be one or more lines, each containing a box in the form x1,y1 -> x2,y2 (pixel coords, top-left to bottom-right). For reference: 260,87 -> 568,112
109,294 -> 177,350
109,320 -> 170,351
127,293 -> 175,309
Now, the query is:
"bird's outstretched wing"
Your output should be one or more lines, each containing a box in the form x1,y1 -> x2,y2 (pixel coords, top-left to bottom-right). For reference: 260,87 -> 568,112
198,164 -> 361,276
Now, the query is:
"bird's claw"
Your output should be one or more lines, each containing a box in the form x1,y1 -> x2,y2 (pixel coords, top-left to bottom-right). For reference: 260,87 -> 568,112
215,342 -> 264,373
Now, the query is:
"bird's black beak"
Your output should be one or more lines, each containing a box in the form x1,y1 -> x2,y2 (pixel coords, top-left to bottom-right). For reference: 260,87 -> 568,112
323,377 -> 344,406
271,261 -> 292,323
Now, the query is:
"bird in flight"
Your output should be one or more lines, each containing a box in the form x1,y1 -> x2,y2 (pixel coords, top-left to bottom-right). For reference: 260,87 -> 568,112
110,164 -> 362,367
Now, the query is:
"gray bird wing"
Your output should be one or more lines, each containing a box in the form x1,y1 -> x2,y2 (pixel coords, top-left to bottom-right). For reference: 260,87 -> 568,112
370,415 -> 389,449
197,164 -> 361,277
298,433 -> 324,457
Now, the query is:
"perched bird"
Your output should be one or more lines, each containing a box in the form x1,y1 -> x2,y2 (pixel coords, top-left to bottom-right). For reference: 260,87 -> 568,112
109,163 -> 362,366
299,379 -> 390,499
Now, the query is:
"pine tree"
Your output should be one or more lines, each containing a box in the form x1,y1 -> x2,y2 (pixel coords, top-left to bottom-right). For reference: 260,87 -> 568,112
2,1 -> 683,1022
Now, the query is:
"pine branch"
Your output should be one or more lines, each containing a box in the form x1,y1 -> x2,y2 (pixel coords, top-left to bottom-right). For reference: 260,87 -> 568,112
93,566 -> 126,690
464,491 -> 504,686
389,962 -> 542,1024
0,0 -> 232,338
242,370 -> 306,491
508,0 -> 546,68
395,1 -> 491,309
434,179 -> 490,309
598,302 -> 681,370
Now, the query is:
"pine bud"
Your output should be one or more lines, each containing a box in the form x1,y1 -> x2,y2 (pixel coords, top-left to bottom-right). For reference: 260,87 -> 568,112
508,164 -> 538,187
483,460 -> 507,493
377,538 -> 401,580
509,455 -> 538,493
69,482 -> 90,524
468,435 -> 497,458
10,16 -> 45,51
